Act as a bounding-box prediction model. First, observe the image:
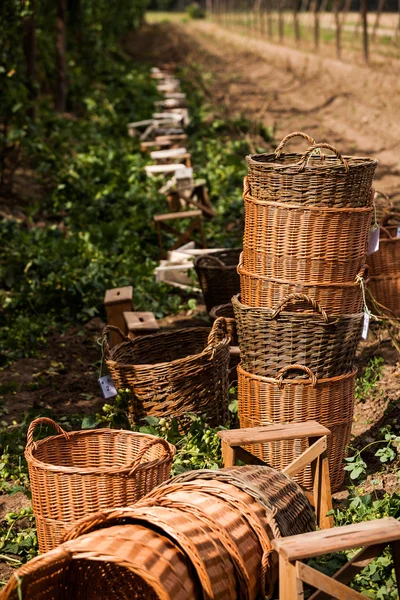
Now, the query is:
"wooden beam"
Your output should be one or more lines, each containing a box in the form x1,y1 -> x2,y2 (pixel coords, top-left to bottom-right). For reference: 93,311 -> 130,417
217,421 -> 330,446
297,562 -> 366,600
282,436 -> 327,478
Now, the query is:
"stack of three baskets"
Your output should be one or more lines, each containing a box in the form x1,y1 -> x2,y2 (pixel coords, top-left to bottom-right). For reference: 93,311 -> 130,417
234,132 -> 378,491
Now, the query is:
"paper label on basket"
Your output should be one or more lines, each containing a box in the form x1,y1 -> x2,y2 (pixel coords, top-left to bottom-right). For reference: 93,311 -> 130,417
368,226 -> 380,255
361,312 -> 370,340
397,226 -> 400,238
98,376 -> 117,399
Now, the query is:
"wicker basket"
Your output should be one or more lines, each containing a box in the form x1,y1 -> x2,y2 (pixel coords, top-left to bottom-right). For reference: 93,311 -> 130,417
368,212 -> 400,277
1,523 -> 197,600
242,177 -> 373,283
246,132 -> 378,208
25,417 -> 175,553
232,293 -> 363,378
194,249 -> 241,313
238,259 -> 369,314
104,318 -> 230,428
369,275 -> 400,317
210,303 -> 237,345
238,365 -> 356,491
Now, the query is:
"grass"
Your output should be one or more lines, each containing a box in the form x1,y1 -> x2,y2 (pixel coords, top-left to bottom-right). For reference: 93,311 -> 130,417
146,11 -> 187,24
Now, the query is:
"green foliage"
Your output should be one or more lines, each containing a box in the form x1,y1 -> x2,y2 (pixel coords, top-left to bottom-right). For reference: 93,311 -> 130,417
355,356 -> 384,401
344,427 -> 400,482
185,3 -> 206,18
0,507 -> 38,565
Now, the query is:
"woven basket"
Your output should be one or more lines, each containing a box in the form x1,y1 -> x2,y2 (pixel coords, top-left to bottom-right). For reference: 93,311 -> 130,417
374,189 -> 393,222
104,318 -> 230,428
238,259 -> 369,314
1,523 -> 197,600
232,293 -> 363,378
25,417 -> 175,553
369,275 -> 400,317
194,249 -> 241,313
242,177 -> 373,283
368,212 -> 400,277
238,365 -> 356,491
210,303 -> 237,345
246,132 -> 378,207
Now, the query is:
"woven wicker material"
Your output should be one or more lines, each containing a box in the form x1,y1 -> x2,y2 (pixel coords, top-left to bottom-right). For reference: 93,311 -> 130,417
210,303 -> 237,345
232,294 -> 363,378
369,275 -> 400,317
246,133 -> 378,208
25,418 -> 175,553
104,318 -> 230,428
242,177 -> 373,283
368,212 -> 400,277
1,524 -> 197,600
194,249 -> 241,313
237,365 -> 356,491
238,260 -> 369,314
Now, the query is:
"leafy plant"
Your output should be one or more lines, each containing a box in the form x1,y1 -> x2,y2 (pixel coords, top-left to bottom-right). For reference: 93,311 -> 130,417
355,356 -> 384,401
185,3 -> 206,18
344,427 -> 400,481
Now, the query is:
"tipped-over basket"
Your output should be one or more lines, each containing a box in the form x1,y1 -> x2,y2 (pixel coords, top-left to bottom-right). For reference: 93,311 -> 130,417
246,131 -> 377,208
104,318 -> 230,428
25,417 -> 175,553
194,249 -> 241,313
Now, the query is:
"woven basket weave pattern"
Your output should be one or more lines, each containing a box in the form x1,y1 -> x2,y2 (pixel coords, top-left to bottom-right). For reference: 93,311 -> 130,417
369,276 -> 400,317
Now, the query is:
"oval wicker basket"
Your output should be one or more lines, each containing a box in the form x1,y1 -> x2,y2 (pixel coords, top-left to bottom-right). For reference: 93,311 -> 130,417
238,259 -> 369,314
242,177 -> 373,283
25,417 -> 175,553
209,302 -> 237,345
368,212 -> 400,277
369,275 -> 400,317
246,132 -> 378,208
232,293 -> 363,378
237,365 -> 356,491
194,249 -> 241,313
1,523 -> 197,600
104,318 -> 230,428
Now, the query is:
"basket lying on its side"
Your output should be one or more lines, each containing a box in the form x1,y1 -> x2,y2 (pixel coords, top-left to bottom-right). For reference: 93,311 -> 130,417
246,131 -> 378,208
232,293 -> 363,378
238,259 -> 369,314
104,318 -> 230,428
194,249 -> 241,313
369,275 -> 400,317
210,303 -> 237,345
242,176 -> 373,283
238,365 -> 357,492
1,524 -> 197,600
25,417 -> 175,553
368,212 -> 400,277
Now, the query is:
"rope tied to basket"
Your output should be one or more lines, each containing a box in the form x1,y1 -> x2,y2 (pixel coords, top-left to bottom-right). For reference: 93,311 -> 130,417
276,364 -> 318,388
27,417 -> 71,452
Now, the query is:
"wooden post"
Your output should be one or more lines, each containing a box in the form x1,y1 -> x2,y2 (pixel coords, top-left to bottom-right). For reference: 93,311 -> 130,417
361,0 -> 369,62
104,287 -> 134,347
334,0 -> 341,58
278,0 -> 284,41
313,0 -> 320,49
293,0 -> 301,42
372,0 -> 385,42
267,0 -> 273,36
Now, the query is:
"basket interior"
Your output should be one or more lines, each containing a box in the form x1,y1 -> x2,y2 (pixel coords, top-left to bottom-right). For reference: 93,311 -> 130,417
32,431 -> 167,470
196,249 -> 241,269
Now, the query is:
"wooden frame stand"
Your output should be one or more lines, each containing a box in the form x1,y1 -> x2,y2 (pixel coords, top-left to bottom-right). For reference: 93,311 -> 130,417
217,421 -> 333,530
123,311 -> 159,339
154,210 -> 206,258
104,286 -> 134,347
272,517 -> 400,599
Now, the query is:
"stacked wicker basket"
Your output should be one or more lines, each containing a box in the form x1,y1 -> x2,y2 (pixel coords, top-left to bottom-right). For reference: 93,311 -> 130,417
233,132 -> 378,491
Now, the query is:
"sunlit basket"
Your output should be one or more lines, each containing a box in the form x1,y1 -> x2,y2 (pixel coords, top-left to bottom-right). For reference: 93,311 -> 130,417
194,249 -> 241,313
209,302 -> 237,345
238,365 -> 356,491
246,131 -> 378,208
104,318 -> 230,428
1,524 -> 197,600
368,212 -> 400,277
369,275 -> 400,318
25,417 -> 175,553
242,176 -> 373,283
232,294 -> 363,378
238,258 -> 369,314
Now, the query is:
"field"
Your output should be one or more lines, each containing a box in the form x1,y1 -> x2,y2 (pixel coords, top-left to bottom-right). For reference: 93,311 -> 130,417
1,7 -> 400,598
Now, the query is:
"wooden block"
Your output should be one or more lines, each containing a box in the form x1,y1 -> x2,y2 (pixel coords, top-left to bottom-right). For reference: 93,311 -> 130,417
140,140 -> 174,152
154,210 -> 202,221
104,286 -> 134,347
124,311 -> 159,338
145,163 -> 187,177
155,134 -> 187,143
150,147 -> 187,160
217,421 -> 331,447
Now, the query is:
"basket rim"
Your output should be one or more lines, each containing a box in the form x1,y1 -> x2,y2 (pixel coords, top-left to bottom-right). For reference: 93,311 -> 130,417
243,189 -> 374,213
25,429 -> 176,474
238,363 -> 357,386
194,249 -> 241,270
246,151 -> 378,171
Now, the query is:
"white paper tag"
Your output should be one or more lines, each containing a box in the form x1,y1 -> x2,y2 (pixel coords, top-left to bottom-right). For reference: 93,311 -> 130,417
397,226 -> 400,238
361,312 -> 370,340
98,376 -> 117,399
368,226 -> 380,255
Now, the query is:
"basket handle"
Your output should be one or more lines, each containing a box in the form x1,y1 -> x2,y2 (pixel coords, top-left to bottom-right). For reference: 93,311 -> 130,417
296,143 -> 349,173
197,254 -> 227,268
243,176 -> 251,198
26,417 -> 70,450
102,325 -> 131,357
128,437 -> 174,476
274,131 -> 317,158
207,316 -> 229,347
270,293 -> 329,323
276,364 -> 317,388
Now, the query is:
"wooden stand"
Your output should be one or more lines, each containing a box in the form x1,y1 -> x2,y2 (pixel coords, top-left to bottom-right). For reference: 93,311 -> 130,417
218,421 -> 334,530
154,209 -> 206,258
273,517 -> 400,599
123,311 -> 159,339
104,286 -> 133,347
179,179 -> 215,218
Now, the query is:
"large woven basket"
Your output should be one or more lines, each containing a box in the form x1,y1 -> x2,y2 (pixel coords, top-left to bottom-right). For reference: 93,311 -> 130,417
368,212 -> 400,277
246,132 -> 378,207
194,249 -> 241,313
232,293 -> 363,378
104,318 -> 230,428
1,523 -> 197,600
242,176 -> 373,283
210,302 -> 237,345
238,259 -> 369,314
25,417 -> 175,553
369,275 -> 400,317
238,365 -> 356,491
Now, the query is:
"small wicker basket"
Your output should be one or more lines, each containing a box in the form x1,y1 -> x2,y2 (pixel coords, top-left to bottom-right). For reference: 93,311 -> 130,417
25,417 -> 175,553
368,212 -> 400,277
194,249 -> 241,313
369,275 -> 400,317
